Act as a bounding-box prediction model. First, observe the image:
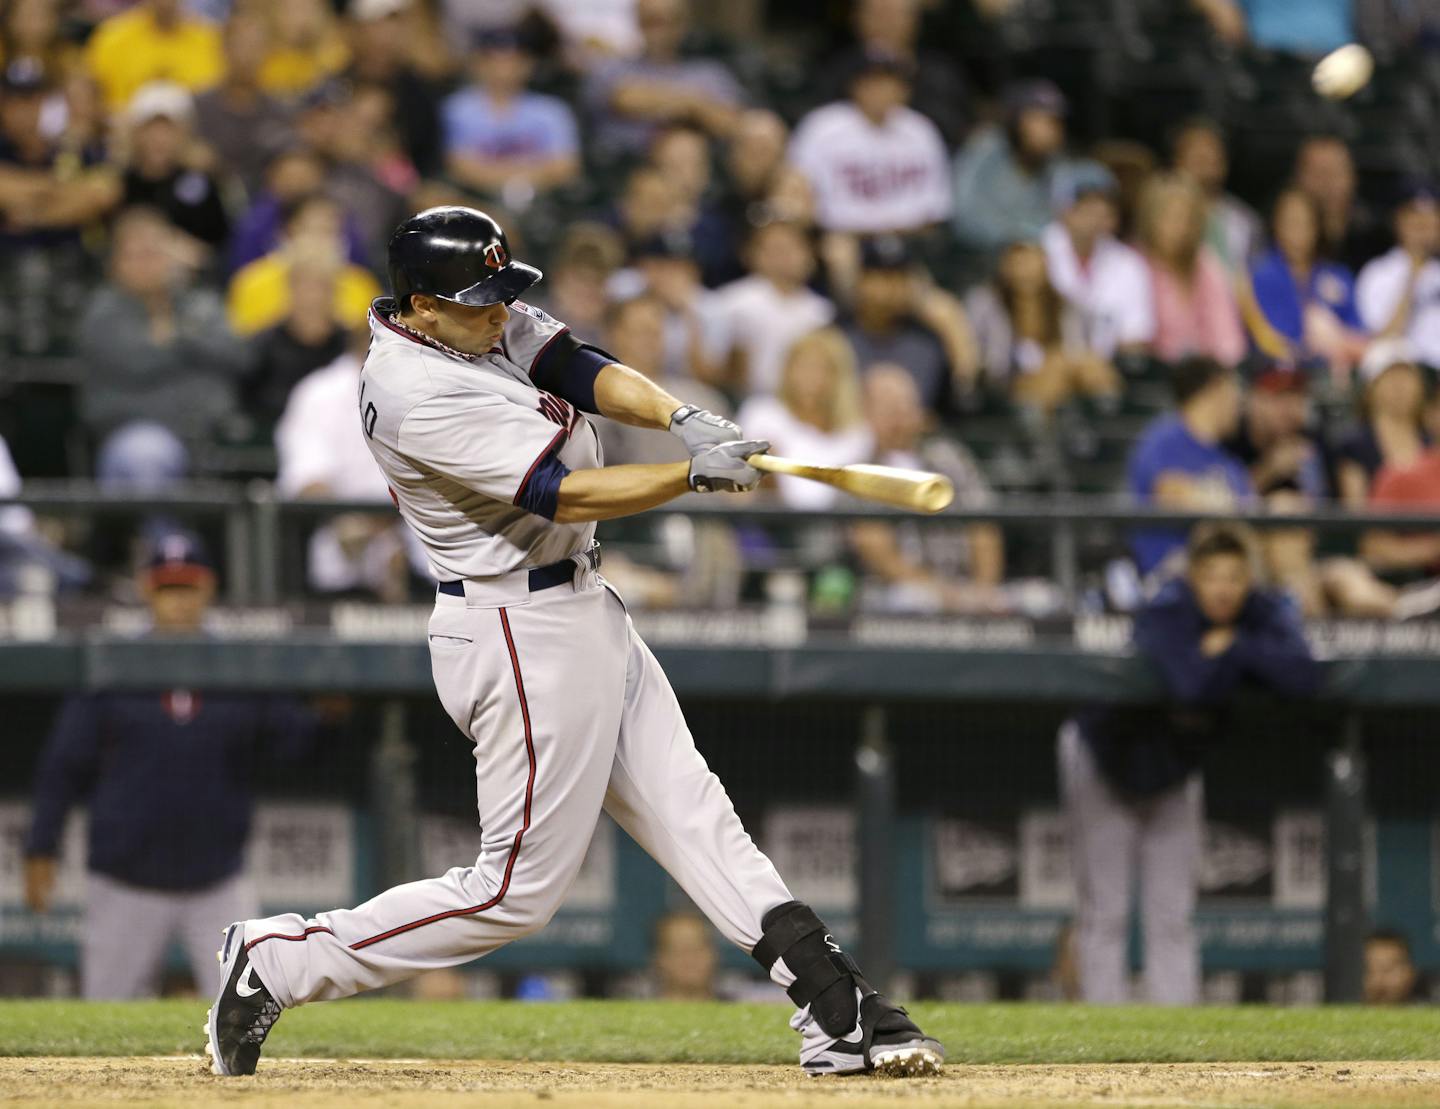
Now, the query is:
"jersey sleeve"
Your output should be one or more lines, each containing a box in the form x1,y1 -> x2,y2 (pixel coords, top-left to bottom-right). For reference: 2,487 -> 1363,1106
399,390 -> 570,512
502,300 -> 572,373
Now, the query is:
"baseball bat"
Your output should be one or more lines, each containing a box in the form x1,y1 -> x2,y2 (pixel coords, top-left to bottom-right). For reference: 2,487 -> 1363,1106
747,453 -> 955,514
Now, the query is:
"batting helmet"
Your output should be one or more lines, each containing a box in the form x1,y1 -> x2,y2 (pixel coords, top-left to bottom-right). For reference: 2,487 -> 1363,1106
386,206 -> 541,310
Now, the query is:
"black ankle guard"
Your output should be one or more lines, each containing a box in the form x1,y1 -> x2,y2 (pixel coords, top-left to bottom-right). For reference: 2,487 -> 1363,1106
752,901 -> 866,1038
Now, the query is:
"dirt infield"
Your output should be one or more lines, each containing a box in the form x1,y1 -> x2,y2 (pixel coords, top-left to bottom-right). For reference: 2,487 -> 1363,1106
5,1057 -> 1440,1108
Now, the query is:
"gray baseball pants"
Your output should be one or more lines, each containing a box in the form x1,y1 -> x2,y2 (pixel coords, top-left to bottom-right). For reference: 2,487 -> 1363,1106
244,568 -> 794,1007
83,870 -> 257,999
1058,721 -> 1203,1005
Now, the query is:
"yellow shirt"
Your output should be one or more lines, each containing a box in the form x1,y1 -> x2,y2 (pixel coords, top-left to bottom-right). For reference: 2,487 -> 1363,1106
84,8 -> 224,110
227,255 -> 382,336
258,37 -> 350,99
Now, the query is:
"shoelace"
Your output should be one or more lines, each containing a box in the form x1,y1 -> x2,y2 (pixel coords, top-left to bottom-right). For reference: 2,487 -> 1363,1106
243,998 -> 282,1046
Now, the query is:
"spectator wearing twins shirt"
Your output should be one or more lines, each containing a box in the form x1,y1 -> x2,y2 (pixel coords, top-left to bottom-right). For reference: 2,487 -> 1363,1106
1042,161 -> 1155,362
788,51 -> 951,236
1356,181 -> 1440,370
441,26 -> 580,205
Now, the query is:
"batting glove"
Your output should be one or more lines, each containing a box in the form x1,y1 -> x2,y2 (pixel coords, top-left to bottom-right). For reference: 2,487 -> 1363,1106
670,403 -> 743,457
689,439 -> 769,493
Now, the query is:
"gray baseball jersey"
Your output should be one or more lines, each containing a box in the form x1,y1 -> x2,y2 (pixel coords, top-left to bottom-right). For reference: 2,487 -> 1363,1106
358,298 -> 602,580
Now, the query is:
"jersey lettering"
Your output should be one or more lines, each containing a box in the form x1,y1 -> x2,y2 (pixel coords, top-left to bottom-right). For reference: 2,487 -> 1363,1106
359,381 -> 378,438
537,391 -> 573,430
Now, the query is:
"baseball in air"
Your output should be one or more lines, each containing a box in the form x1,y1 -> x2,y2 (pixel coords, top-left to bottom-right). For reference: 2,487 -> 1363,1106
1312,43 -> 1374,100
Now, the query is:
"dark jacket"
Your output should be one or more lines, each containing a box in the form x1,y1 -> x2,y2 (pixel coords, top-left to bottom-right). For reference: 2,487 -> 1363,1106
1077,579 -> 1321,798
26,691 -> 319,890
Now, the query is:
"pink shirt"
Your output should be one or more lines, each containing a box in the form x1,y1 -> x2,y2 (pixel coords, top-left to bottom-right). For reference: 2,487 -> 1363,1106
1146,248 -> 1247,367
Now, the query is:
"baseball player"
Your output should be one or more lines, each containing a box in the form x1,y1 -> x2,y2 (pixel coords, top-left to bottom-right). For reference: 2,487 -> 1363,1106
204,207 -> 943,1078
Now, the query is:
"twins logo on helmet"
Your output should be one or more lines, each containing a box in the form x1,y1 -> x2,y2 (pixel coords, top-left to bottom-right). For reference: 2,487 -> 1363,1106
484,241 -> 508,270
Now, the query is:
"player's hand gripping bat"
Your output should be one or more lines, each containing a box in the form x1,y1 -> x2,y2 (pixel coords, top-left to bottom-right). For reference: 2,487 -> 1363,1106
746,453 -> 955,514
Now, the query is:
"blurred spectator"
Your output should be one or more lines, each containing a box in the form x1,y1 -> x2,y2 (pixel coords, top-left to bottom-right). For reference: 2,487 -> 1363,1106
1356,181 -> 1440,368
1293,134 -> 1383,272
818,0 -> 969,147
83,0 -> 222,111
119,82 -> 228,252
1362,440 -> 1440,580
594,294 -> 729,468
1170,118 -> 1263,278
789,52 -> 950,235
952,79 -> 1069,255
1225,363 -> 1330,499
192,12 -> 295,200
1137,173 -> 1246,368
585,0 -> 742,160
1,0 -> 82,84
532,0 -> 641,65
1128,357 -> 1252,577
0,59 -> 119,244
651,910 -> 719,1000
349,80 -> 420,197
257,0 -> 349,99
1192,0 -> 1352,55
276,329 -> 422,600
1043,161 -> 1155,361
442,26 -> 579,206
22,534 -> 328,999
242,254 -> 351,430
647,123 -> 733,284
717,108 -> 790,228
849,365 -> 1005,614
345,0 -> 443,178
1061,522 -> 1320,1005
1364,929 -> 1419,1005
293,78 -> 408,270
736,328 -> 871,509
840,234 -> 978,416
711,220 -> 834,396
1245,187 -> 1366,371
611,162 -> 686,253
532,222 -> 626,341
79,208 -> 248,486
608,229 -> 723,382
965,240 -> 1115,413
1336,339 -> 1431,507
228,146 -> 369,274
227,192 -> 382,337
0,430 -> 90,596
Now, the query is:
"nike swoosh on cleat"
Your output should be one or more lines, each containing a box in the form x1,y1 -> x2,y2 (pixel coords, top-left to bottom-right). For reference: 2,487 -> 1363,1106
235,966 -> 261,999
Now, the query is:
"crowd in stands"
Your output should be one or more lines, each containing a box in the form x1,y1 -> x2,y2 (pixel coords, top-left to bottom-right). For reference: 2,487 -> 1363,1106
4,0 -> 1440,618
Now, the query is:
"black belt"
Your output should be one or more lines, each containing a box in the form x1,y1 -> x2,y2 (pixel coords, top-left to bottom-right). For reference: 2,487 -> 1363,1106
438,542 -> 601,597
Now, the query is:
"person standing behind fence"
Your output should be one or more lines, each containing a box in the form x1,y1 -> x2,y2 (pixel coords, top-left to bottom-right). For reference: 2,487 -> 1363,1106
22,535 -> 328,999
1059,523 -> 1320,1004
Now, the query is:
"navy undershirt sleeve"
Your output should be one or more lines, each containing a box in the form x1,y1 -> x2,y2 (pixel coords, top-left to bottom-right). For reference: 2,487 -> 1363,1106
515,450 -> 571,520
531,331 -> 615,415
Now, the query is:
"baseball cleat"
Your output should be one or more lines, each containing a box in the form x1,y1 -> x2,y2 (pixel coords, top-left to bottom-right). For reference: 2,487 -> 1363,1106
794,988 -> 945,1077
203,922 -> 282,1076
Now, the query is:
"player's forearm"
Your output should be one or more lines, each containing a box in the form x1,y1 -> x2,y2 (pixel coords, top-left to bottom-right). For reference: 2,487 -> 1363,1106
553,462 -> 691,524
592,362 -> 683,430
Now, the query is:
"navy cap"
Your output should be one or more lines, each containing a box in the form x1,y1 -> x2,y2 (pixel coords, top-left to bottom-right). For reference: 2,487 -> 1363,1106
2,58 -> 48,95
633,228 -> 695,261
859,233 -> 914,271
1394,177 -> 1440,209
145,533 -> 214,586
1004,78 -> 1067,119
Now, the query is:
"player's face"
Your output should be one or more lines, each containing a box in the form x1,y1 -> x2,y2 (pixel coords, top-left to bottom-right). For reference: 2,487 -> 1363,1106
144,580 -> 214,632
1188,552 -> 1251,627
419,296 -> 510,355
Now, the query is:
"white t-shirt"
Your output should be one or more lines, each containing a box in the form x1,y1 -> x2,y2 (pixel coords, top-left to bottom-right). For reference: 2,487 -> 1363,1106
788,101 -> 952,234
359,298 -> 603,580
1356,247 -> 1440,368
710,275 -> 834,396
1041,221 -> 1155,359
735,395 -> 872,509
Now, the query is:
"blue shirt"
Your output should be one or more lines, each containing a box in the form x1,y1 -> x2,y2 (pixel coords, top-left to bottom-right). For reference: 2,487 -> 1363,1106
26,692 -> 320,890
1242,0 -> 1351,55
1128,414 -> 1254,574
1250,248 -> 1362,346
441,88 -> 578,163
